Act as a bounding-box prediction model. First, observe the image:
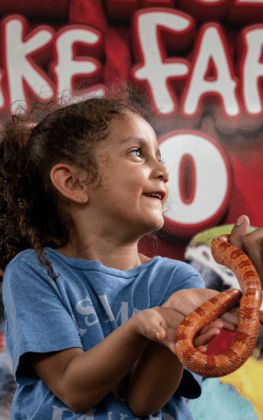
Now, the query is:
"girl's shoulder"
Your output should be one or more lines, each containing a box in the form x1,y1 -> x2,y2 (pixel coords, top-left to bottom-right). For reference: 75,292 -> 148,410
141,254 -> 205,285
3,248 -> 51,284
5,248 -> 39,271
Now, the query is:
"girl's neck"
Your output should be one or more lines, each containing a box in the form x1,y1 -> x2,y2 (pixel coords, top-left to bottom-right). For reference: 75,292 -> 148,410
55,233 -> 150,271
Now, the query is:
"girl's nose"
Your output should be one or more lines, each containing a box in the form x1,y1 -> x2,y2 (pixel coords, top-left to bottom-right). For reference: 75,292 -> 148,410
154,161 -> 169,183
162,165 -> 169,183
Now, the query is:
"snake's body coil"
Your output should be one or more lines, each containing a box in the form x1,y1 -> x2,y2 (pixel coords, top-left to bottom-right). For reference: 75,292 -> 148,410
174,234 -> 262,377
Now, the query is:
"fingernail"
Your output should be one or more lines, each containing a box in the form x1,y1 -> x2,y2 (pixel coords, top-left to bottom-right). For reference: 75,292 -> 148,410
236,215 -> 245,226
156,330 -> 165,341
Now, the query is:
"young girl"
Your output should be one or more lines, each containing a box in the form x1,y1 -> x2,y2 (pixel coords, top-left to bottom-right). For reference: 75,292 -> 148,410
0,95 -> 239,420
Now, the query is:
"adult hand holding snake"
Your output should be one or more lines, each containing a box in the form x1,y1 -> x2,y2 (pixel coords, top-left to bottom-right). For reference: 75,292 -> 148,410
230,214 -> 263,325
174,215 -> 263,377
230,215 -> 263,296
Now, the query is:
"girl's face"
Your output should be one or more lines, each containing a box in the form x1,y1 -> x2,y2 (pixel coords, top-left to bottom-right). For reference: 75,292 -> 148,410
86,111 -> 169,239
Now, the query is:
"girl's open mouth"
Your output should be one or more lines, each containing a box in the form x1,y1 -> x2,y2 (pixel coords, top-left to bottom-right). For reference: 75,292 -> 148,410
143,191 -> 165,200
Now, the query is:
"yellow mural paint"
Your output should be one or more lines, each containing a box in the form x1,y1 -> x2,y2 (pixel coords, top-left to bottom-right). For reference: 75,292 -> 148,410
220,357 -> 263,419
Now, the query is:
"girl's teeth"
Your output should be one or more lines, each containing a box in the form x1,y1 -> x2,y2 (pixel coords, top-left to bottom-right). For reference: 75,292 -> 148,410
147,193 -> 161,199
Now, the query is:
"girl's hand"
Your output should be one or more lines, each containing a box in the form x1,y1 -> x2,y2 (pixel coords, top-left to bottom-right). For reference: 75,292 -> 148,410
136,307 -> 185,354
136,305 -> 238,355
194,305 -> 239,352
161,289 -> 237,353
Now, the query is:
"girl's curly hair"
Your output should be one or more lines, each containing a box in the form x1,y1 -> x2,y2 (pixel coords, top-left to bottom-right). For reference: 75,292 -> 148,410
0,92 -> 150,279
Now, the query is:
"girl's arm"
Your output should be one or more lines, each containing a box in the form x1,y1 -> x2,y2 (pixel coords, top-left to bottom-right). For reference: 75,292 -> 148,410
126,342 -> 184,417
29,305 -> 186,414
30,289 -> 234,415
126,288 -> 238,416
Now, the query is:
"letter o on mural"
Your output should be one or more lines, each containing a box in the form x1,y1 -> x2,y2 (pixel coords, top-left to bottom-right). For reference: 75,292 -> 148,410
159,130 -> 232,237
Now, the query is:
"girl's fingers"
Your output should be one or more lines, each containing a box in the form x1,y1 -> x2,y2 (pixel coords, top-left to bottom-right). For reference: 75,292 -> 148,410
156,328 -> 166,341
156,328 -> 177,344
196,345 -> 207,353
200,317 -> 236,335
219,313 -> 238,330
198,320 -> 223,335
194,327 -> 221,347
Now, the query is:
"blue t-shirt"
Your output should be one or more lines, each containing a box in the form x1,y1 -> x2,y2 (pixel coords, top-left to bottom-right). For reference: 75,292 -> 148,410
3,248 -> 205,420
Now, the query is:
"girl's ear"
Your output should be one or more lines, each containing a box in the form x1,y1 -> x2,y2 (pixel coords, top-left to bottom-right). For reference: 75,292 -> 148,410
50,164 -> 88,204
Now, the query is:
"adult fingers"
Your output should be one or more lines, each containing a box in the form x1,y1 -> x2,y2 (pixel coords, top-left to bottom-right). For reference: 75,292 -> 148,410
230,215 -> 250,250
241,227 -> 263,285
230,216 -> 263,286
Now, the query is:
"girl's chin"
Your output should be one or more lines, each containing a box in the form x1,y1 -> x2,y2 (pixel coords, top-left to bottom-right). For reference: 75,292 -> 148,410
128,214 -> 165,237
144,217 -> 165,234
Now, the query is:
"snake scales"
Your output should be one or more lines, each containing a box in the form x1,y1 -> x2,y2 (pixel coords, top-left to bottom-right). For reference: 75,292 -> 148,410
174,234 -> 262,377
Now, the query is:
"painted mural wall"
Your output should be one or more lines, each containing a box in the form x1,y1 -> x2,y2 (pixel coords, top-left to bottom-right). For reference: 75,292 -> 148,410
0,0 -> 263,260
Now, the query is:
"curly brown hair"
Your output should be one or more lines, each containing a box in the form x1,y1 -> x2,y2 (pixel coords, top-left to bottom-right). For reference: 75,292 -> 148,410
0,93 -> 149,278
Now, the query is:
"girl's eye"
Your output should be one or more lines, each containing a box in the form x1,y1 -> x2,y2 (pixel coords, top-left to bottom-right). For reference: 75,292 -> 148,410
130,148 -> 142,158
